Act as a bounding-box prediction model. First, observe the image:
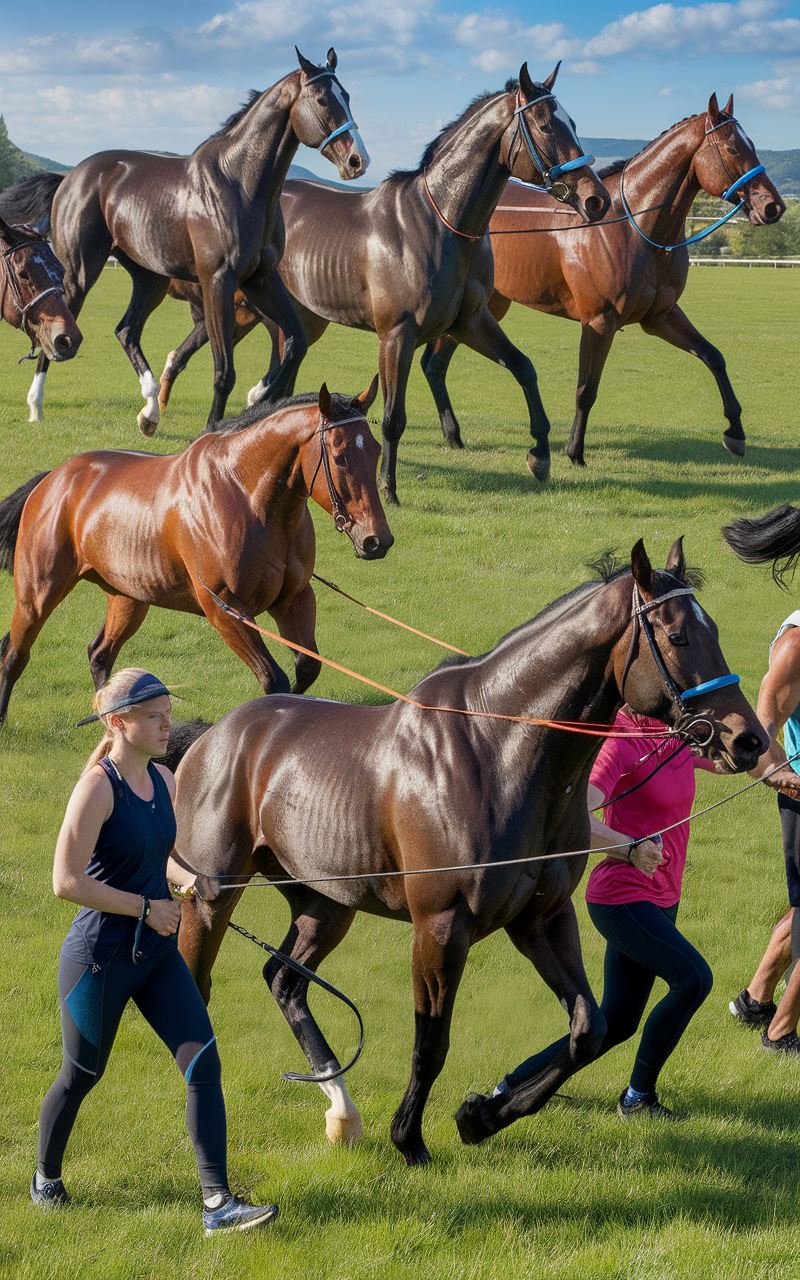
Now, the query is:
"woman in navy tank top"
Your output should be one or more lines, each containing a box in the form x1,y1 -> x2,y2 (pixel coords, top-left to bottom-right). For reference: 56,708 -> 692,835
31,668 -> 278,1236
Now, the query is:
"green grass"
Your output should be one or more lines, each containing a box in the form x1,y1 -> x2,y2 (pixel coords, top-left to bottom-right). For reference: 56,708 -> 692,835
1,268 -> 799,1279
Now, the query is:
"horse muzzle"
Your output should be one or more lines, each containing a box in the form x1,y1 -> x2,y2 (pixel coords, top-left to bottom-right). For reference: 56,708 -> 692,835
37,320 -> 82,362
333,133 -> 370,182
351,528 -> 394,560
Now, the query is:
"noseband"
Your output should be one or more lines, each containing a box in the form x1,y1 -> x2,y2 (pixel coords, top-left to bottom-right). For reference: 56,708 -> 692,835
622,581 -> 741,746
308,414 -> 365,532
304,69 -> 360,152
0,229 -> 65,339
513,90 -> 595,203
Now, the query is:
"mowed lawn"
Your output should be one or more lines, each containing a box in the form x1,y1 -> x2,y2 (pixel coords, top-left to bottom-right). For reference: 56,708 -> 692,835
1,267 -> 799,1280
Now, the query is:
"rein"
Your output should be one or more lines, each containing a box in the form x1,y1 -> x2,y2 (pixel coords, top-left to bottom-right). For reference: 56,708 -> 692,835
0,229 -> 65,338
307,413 -> 366,533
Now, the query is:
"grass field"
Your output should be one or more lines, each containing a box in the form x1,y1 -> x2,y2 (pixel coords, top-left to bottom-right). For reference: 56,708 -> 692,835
1,267 -> 799,1280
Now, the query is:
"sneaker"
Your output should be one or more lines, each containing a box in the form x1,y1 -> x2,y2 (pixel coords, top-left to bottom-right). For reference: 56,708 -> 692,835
30,1172 -> 69,1208
729,989 -> 778,1030
203,1194 -> 279,1236
761,1029 -> 800,1055
617,1089 -> 675,1120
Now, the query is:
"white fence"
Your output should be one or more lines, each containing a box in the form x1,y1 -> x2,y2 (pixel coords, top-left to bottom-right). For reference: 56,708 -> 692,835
689,257 -> 800,268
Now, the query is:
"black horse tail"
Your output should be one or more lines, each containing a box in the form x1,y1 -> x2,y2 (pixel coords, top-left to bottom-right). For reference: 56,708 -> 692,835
723,505 -> 800,588
160,720 -> 213,773
0,172 -> 65,235
0,472 -> 50,574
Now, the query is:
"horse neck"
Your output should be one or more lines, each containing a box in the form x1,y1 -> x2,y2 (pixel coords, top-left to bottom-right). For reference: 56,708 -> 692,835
421,94 -> 516,239
228,410 -> 317,525
211,74 -> 301,212
620,115 -> 706,239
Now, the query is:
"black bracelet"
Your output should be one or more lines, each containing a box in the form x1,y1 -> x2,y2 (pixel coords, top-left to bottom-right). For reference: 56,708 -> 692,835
132,895 -> 150,965
627,840 -> 640,864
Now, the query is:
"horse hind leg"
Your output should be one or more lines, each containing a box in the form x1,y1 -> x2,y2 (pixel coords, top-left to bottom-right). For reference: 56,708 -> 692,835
113,256 -> 170,436
263,888 -> 362,1145
564,322 -> 615,467
420,338 -> 464,448
0,570 -> 78,726
87,595 -> 150,690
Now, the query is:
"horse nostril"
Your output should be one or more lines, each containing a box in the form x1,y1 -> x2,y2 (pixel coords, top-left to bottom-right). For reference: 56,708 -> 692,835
53,333 -> 71,357
363,535 -> 380,555
348,153 -> 361,172
733,731 -> 763,757
763,202 -> 780,223
584,194 -> 606,220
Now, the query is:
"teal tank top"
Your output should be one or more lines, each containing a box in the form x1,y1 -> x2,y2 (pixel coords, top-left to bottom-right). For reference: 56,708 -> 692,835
771,611 -> 800,776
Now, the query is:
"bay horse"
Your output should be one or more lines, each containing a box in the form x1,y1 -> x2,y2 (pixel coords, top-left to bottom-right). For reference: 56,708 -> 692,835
0,383 -> 392,727
6,48 -> 369,431
0,214 -> 81,363
153,62 -> 611,504
420,93 -> 784,466
169,539 -> 765,1164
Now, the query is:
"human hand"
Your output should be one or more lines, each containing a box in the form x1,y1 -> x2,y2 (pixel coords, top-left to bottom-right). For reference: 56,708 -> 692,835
146,897 -> 182,936
762,766 -> 800,799
629,838 -> 663,878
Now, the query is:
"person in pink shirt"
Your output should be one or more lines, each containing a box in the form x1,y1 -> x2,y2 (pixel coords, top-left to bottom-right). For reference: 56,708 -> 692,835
492,704 -> 714,1119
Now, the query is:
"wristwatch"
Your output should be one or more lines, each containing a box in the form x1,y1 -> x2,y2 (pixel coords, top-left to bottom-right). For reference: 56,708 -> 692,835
141,896 -> 151,919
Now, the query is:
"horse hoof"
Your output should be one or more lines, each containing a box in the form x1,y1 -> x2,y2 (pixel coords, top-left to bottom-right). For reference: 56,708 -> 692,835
325,1110 -> 363,1146
381,489 -> 401,507
723,432 -> 746,458
137,411 -> 158,437
526,450 -> 550,483
401,1144 -> 432,1168
27,409 -> 44,425
454,1093 -> 494,1146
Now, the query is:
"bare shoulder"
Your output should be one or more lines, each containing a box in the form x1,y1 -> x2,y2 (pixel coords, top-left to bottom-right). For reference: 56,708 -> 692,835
68,765 -> 115,820
154,762 -> 176,800
769,627 -> 800,675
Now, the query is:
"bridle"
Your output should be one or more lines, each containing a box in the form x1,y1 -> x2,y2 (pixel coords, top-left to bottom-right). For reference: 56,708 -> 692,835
619,114 -> 768,253
621,580 -> 741,747
512,89 -> 596,204
308,414 -> 365,532
304,69 -> 360,153
0,227 -> 65,340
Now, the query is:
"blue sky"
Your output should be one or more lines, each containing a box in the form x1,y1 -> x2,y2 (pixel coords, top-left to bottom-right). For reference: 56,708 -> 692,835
1,0 -> 798,180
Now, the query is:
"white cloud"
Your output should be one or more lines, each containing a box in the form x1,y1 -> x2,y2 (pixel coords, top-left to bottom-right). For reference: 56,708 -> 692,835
658,86 -> 674,94
584,0 -> 800,58
736,74 -> 800,109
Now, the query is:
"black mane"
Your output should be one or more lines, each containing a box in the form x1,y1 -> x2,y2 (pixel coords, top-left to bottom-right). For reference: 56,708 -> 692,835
597,111 -> 717,178
215,389 -> 360,436
203,89 -> 264,145
386,86 -> 517,184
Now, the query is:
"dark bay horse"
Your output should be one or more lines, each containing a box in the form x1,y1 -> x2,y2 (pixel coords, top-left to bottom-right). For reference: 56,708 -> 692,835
6,48 -> 369,431
421,94 -> 784,466
0,214 -> 81,363
0,383 -> 392,726
170,539 -> 765,1164
155,63 -> 610,503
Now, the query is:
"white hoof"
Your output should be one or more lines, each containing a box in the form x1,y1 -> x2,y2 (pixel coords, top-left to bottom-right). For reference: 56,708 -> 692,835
325,1109 -> 362,1146
28,406 -> 44,424
247,381 -> 267,408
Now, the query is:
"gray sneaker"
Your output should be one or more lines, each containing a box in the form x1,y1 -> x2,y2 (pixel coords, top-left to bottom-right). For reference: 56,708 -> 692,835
617,1089 -> 676,1120
30,1172 -> 69,1208
203,1195 -> 279,1236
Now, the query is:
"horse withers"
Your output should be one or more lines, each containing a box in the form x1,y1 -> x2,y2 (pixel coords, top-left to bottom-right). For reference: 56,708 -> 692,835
169,538 -> 765,1164
0,215 -> 81,363
0,382 -> 392,727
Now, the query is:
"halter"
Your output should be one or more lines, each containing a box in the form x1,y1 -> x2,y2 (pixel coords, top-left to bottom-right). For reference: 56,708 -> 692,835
304,70 -> 360,152
307,413 -> 365,532
619,116 -> 767,253
622,581 -> 741,746
0,230 -> 65,339
513,90 -> 595,203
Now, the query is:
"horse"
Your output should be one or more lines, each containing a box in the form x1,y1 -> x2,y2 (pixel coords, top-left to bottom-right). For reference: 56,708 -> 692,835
151,62 -> 611,504
3,48 -> 369,432
0,382 -> 392,727
167,538 -> 766,1165
419,94 -> 785,466
0,214 -> 81,363
724,504 -> 800,586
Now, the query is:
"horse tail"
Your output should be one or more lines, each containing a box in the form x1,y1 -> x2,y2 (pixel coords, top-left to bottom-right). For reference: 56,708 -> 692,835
0,172 -> 65,235
160,720 -> 214,773
0,472 -> 50,574
723,505 -> 800,587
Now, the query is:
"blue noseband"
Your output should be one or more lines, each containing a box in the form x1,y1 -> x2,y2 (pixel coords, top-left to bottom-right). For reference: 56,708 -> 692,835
305,69 -> 359,153
679,673 -> 741,702
513,94 -> 595,199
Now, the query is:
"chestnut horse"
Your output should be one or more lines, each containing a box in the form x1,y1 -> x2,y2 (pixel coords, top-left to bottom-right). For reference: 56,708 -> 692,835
0,214 -> 81,363
0,383 -> 392,726
170,539 -> 765,1164
6,48 -> 368,431
420,94 -> 784,465
152,63 -> 610,503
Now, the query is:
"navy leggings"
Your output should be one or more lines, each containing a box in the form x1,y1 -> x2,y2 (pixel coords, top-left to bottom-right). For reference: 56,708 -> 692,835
38,947 -> 228,1193
506,900 -> 713,1096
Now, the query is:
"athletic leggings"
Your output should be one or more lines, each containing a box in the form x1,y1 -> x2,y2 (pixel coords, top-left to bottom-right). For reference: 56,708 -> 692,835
38,947 -> 228,1193
506,901 -> 713,1096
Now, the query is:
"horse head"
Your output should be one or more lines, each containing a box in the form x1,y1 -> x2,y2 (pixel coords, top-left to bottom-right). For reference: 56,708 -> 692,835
304,380 -> 394,561
695,93 -> 785,226
612,536 -> 767,773
500,62 -> 610,222
293,47 -> 370,181
0,215 -> 81,361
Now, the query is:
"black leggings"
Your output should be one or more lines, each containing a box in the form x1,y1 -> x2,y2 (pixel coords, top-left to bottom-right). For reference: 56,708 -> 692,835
506,900 -> 713,1096
38,947 -> 228,1193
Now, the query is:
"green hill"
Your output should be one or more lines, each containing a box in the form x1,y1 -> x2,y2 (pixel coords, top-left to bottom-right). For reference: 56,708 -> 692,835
0,115 -> 70,190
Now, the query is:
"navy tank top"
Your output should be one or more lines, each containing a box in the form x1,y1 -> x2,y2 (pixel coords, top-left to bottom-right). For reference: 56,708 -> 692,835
61,757 -> 178,964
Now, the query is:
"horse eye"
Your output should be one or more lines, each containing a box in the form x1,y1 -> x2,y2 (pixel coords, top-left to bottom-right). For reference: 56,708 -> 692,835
19,270 -> 29,281
725,145 -> 738,156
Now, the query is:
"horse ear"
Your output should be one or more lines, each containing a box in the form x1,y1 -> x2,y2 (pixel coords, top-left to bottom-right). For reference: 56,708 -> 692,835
351,373 -> 379,413
631,538 -> 654,594
542,61 -> 561,92
318,382 -> 334,419
706,92 -> 721,124
326,47 -> 338,72
723,93 -> 734,116
665,536 -> 686,580
518,62 -> 536,102
295,46 -> 319,78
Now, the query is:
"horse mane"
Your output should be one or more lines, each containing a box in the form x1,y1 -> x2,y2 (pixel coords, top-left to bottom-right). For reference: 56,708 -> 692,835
385,86 -> 516,184
202,90 -> 264,145
597,110 -> 722,178
215,389 -> 361,436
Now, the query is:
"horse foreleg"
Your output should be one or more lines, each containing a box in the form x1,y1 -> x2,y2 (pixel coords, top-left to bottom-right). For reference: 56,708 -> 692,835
198,270 -> 237,429
265,887 -> 361,1145
454,305 -> 552,482
378,321 -> 416,507
87,595 -> 151,689
194,584 -> 290,694
564,322 -> 615,467
391,907 -> 473,1166
0,569 -> 78,726
27,354 -> 50,425
239,272 -> 308,408
179,884 -> 248,1005
641,304 -> 746,457
270,584 -> 321,694
420,338 -> 464,448
113,258 -> 170,437
455,899 -> 605,1145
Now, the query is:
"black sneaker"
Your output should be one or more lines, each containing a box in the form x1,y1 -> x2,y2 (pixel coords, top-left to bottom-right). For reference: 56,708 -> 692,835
30,1172 -> 69,1208
617,1089 -> 676,1120
729,989 -> 778,1030
761,1029 -> 800,1055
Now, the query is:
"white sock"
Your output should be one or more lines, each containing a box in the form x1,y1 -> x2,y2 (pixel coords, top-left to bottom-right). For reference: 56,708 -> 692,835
203,1191 -> 228,1210
491,1078 -> 510,1098
35,1171 -> 59,1189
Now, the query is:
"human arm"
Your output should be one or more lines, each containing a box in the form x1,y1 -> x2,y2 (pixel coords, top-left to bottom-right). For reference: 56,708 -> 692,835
748,634 -> 800,797
587,782 -> 663,877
